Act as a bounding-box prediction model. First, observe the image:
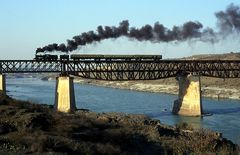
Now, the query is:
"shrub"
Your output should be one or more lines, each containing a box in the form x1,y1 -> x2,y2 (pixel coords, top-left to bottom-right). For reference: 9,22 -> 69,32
176,122 -> 193,131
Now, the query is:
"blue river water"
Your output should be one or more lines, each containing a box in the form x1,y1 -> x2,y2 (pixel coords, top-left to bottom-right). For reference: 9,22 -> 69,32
6,77 -> 240,144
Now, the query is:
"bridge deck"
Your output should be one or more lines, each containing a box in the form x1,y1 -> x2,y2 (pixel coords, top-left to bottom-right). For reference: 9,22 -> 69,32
1,59 -> 240,80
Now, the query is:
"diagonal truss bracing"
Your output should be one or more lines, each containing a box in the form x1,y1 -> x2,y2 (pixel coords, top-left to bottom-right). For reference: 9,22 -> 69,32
1,60 -> 240,80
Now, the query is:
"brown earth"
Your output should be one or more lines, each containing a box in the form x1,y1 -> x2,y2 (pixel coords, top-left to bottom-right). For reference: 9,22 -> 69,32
0,93 -> 239,154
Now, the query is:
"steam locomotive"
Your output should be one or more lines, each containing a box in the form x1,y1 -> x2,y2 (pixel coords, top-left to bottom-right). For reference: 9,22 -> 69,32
34,54 -> 69,61
34,54 -> 162,61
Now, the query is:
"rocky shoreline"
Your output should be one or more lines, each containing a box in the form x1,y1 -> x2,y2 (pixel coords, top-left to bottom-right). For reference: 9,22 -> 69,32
0,94 -> 239,154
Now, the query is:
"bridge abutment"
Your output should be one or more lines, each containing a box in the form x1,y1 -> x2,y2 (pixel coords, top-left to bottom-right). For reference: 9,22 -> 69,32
55,75 -> 76,113
0,74 -> 6,95
172,74 -> 202,116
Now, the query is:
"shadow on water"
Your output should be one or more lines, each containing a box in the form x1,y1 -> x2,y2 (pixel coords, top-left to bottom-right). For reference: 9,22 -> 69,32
146,111 -> 173,117
175,116 -> 203,128
146,111 -> 203,129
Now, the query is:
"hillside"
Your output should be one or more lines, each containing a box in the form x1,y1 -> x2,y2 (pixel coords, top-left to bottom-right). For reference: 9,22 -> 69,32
183,52 -> 240,60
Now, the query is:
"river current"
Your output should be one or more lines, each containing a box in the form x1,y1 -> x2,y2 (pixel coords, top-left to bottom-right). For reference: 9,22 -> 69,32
6,77 -> 240,144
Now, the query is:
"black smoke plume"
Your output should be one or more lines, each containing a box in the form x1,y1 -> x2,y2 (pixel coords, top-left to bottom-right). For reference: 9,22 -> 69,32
36,3 -> 240,53
215,3 -> 240,35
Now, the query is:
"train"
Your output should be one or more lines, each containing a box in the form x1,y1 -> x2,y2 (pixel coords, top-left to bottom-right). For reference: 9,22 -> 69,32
34,54 -> 69,61
34,54 -> 162,61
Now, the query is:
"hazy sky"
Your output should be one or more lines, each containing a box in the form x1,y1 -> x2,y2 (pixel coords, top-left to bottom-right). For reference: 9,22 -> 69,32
0,0 -> 240,59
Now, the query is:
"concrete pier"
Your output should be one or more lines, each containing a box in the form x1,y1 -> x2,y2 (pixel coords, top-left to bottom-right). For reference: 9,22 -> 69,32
55,76 -> 76,113
172,74 -> 202,116
0,74 -> 6,95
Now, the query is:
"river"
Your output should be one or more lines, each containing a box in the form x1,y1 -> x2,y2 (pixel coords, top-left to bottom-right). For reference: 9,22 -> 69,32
6,77 -> 240,144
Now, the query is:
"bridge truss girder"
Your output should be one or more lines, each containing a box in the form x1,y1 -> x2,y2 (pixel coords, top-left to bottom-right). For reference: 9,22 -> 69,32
1,60 -> 240,80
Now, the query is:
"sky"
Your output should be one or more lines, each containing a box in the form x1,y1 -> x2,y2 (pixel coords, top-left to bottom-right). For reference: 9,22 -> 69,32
0,0 -> 240,59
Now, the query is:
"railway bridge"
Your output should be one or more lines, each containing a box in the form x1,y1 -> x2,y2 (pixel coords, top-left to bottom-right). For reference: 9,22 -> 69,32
1,58 -> 240,116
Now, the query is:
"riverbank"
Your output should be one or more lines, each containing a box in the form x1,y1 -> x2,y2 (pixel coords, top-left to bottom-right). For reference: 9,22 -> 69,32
42,75 -> 240,100
41,76 -> 240,100
72,77 -> 240,100
0,93 -> 238,154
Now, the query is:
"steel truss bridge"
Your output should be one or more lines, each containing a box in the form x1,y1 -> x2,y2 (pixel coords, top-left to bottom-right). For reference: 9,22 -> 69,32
1,59 -> 240,80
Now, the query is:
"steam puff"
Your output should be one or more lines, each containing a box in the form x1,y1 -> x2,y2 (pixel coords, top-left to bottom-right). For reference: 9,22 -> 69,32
36,3 -> 240,53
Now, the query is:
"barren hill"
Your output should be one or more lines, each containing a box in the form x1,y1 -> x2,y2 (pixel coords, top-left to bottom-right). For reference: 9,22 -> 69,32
183,52 -> 240,60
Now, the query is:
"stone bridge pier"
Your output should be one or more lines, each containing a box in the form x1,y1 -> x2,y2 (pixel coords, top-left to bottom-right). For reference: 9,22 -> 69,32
0,74 -> 6,95
172,73 -> 202,116
55,75 -> 76,113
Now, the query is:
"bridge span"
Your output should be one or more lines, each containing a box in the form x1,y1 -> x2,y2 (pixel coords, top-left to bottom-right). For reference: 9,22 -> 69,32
1,59 -> 240,79
1,59 -> 240,116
